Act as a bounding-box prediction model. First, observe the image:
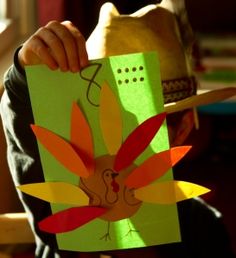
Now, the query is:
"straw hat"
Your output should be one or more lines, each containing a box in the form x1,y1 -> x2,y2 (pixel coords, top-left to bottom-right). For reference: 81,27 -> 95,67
86,1 -> 236,113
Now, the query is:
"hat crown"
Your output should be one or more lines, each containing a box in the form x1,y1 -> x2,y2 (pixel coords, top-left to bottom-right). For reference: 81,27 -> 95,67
86,2 -> 236,112
86,2 -> 193,80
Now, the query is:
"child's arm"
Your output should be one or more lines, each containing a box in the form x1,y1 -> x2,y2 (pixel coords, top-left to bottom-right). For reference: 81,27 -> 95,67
18,20 -> 88,72
0,20 -> 89,257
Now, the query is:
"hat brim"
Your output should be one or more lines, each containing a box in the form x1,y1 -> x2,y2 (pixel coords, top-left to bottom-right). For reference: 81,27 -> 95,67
164,87 -> 236,113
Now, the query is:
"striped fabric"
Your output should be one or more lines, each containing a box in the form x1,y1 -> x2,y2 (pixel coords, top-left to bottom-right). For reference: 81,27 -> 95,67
162,76 -> 197,104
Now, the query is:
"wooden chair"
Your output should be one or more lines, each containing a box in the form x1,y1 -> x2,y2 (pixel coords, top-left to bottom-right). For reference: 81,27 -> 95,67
0,213 -> 35,258
0,213 -> 35,245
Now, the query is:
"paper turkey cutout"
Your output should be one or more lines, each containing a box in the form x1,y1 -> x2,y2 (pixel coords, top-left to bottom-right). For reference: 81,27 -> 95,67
18,82 -> 210,234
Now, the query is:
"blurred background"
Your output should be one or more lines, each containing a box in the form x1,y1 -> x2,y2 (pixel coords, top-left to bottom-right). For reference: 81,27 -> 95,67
0,0 -> 236,257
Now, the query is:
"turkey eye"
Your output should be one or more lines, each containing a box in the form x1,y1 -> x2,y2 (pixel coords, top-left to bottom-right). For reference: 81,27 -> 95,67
103,169 -> 113,177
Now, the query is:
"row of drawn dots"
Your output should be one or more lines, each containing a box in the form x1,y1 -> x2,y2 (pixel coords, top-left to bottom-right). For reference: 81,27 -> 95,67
117,66 -> 144,74
118,77 -> 145,85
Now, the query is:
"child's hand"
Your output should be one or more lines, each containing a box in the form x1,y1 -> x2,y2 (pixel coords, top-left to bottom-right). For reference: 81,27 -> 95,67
18,21 -> 88,72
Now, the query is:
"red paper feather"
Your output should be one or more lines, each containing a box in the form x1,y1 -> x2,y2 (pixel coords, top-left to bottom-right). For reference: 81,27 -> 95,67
114,112 -> 166,172
38,206 -> 107,233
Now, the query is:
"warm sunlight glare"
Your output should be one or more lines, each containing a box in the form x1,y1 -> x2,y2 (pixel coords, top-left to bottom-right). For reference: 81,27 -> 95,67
0,21 -> 7,33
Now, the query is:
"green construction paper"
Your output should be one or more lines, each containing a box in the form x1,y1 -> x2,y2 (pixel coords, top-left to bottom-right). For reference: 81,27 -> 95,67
26,51 -> 180,252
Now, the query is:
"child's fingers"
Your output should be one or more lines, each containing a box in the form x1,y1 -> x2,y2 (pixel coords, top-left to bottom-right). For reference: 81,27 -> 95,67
62,21 -> 89,69
45,21 -> 80,72
18,35 -> 59,70
27,35 -> 59,70
18,20 -> 88,72
35,26 -> 69,71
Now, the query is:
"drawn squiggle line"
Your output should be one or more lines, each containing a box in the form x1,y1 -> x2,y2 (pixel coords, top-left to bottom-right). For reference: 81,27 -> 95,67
123,186 -> 142,206
80,178 -> 102,206
80,63 -> 102,107
102,169 -> 119,205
